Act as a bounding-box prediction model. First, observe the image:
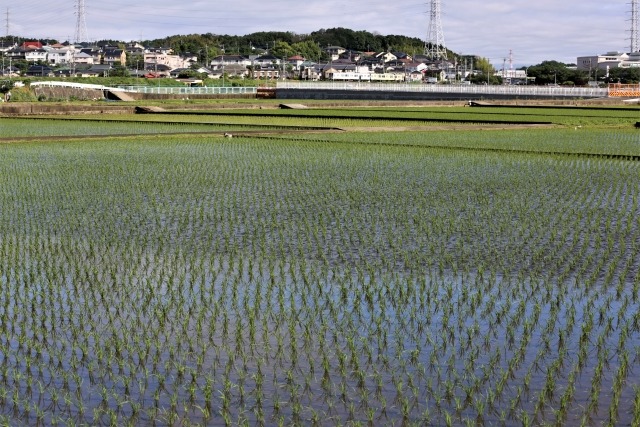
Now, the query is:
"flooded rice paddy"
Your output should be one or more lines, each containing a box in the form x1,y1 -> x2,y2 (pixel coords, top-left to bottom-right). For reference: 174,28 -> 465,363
0,131 -> 639,426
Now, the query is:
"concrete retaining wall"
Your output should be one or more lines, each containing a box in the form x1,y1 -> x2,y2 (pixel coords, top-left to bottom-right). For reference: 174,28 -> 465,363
0,103 -> 135,115
276,89 -> 604,101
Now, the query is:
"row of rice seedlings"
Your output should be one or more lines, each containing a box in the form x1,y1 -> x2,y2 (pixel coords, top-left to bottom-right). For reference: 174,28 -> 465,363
0,134 -> 638,424
277,128 -> 640,157
92,113 -> 467,129
179,106 -> 640,127
0,118 -> 269,138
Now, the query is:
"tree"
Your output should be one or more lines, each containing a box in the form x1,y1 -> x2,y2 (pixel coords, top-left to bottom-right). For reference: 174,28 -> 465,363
270,41 -> 295,59
606,67 -> 640,84
291,40 -> 323,61
126,54 -> 144,70
109,63 -> 130,77
525,61 -> 572,85
0,79 -> 14,94
177,69 -> 204,79
474,57 -> 495,75
468,72 -> 502,85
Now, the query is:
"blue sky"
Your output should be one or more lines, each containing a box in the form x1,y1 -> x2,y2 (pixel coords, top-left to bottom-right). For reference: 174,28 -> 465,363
5,0 -> 634,67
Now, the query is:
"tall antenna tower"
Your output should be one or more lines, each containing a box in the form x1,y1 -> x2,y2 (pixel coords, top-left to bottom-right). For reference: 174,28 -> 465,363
5,8 -> 9,37
424,0 -> 448,61
74,0 -> 88,44
631,0 -> 639,52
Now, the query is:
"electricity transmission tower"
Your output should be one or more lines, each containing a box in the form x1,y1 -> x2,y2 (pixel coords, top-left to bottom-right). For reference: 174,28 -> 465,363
74,0 -> 88,43
632,0 -> 639,52
425,0 -> 447,61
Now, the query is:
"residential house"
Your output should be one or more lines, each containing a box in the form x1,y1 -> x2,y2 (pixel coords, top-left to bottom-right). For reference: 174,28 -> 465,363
103,47 -> 126,65
169,67 -> 191,78
80,48 -> 102,64
407,70 -> 424,82
252,54 -> 281,68
325,46 -> 346,61
209,55 -> 252,70
193,66 -> 215,77
338,50 -> 363,62
48,48 -> 75,65
5,47 -> 26,60
26,65 -> 54,77
392,52 -> 413,61
143,62 -> 171,77
300,62 -> 324,80
0,42 -> 16,53
125,42 -> 145,56
85,64 -> 113,77
253,67 -> 280,79
219,64 -> 249,78
21,41 -> 43,49
287,55 -> 305,71
1,66 -> 20,77
73,52 -> 94,65
147,47 -> 173,55
375,52 -> 398,63
323,61 -> 358,80
25,48 -> 49,63
143,52 -> 188,70
182,53 -> 199,67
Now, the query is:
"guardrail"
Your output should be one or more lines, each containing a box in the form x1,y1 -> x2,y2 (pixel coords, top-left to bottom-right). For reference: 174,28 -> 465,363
117,86 -> 257,95
277,81 -> 610,98
30,81 -> 121,91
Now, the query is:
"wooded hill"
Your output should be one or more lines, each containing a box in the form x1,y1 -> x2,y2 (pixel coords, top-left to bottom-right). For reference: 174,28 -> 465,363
141,27 -> 454,59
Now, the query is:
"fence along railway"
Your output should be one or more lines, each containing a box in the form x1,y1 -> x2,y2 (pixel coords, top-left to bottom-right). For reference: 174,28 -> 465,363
20,81 -> 640,102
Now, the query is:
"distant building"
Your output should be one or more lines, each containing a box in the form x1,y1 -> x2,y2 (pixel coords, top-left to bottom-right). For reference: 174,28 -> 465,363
620,51 -> 640,68
577,51 -> 630,71
325,46 -> 346,61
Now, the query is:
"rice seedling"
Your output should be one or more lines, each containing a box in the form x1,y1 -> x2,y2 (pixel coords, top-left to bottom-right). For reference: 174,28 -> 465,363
0,108 -> 638,424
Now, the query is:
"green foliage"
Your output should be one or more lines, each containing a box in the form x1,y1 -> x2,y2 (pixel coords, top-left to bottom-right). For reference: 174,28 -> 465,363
526,60 -> 588,85
606,67 -> 640,84
291,40 -> 323,61
126,54 -> 144,69
5,86 -> 37,101
0,79 -> 13,94
109,63 -> 130,77
474,57 -> 495,75
270,41 -> 295,59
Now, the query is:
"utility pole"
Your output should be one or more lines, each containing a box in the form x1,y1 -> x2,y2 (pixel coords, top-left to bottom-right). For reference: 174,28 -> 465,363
221,44 -> 225,87
509,49 -> 513,83
5,8 -> 9,38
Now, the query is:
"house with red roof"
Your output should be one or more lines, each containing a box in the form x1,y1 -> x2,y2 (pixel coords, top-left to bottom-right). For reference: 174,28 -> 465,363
21,41 -> 43,49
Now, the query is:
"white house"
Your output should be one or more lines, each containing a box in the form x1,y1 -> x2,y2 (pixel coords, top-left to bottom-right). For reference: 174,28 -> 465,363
25,48 -> 49,62
209,55 -> 252,70
48,48 -> 75,65
325,46 -> 346,61
143,52 -> 189,70
72,52 -> 94,65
